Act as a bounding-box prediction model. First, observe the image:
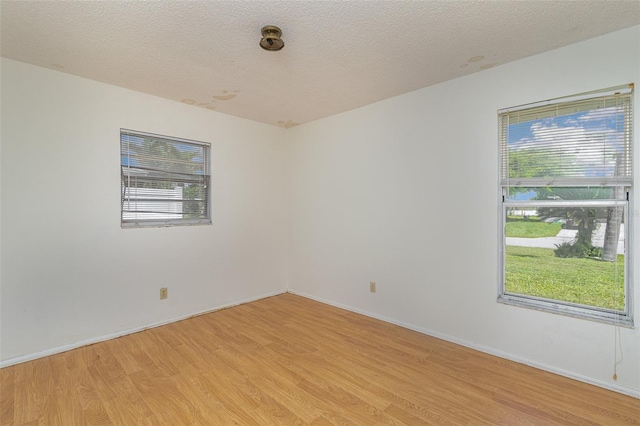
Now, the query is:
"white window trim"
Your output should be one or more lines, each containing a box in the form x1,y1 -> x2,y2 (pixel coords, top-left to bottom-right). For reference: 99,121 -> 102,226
121,129 -> 212,228
497,86 -> 634,327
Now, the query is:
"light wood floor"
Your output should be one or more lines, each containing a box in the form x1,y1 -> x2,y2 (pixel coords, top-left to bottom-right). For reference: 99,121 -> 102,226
1,293 -> 638,425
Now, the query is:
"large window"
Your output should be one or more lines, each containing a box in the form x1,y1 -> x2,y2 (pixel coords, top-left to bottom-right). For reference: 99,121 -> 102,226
498,85 -> 633,326
121,129 -> 211,228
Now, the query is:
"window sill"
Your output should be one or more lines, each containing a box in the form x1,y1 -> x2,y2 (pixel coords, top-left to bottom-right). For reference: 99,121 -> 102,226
121,219 -> 212,229
498,294 -> 634,328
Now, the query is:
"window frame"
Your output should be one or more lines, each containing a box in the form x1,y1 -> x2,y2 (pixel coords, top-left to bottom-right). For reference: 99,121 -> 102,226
497,86 -> 634,327
120,129 -> 212,228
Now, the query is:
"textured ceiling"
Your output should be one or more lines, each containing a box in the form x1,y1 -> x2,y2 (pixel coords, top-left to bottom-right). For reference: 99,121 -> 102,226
2,1 -> 639,128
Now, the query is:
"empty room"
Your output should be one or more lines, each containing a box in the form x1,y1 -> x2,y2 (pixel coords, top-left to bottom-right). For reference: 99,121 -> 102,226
1,1 -> 639,424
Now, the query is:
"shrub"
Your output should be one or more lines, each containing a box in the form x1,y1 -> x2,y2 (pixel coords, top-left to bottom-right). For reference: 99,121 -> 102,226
554,241 -> 602,259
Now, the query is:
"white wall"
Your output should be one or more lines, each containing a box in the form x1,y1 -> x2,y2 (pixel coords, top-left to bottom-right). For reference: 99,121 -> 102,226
0,58 -> 289,362
287,26 -> 640,396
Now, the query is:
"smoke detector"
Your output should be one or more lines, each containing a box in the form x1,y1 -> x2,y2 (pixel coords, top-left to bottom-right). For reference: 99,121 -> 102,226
260,25 -> 284,51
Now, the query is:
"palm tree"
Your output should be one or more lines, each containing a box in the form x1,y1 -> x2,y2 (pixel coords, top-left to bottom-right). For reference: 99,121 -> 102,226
536,187 -> 609,258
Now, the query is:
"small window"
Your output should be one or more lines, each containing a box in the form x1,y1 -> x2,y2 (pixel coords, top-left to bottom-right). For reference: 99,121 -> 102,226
121,129 -> 211,228
498,85 -> 633,326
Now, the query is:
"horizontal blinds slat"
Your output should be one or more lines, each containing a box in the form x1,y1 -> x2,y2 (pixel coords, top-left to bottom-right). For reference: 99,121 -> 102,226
122,218 -> 211,227
122,166 -> 209,184
500,90 -> 632,184
505,94 -> 631,123
503,200 -> 627,208
125,154 -> 205,171
121,130 -> 210,224
121,128 -> 210,147
498,84 -> 633,115
500,177 -> 633,187
121,137 -> 208,175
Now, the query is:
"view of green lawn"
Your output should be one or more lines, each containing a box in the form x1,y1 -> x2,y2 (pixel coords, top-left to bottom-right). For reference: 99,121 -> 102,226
505,216 -> 562,238
505,245 -> 625,310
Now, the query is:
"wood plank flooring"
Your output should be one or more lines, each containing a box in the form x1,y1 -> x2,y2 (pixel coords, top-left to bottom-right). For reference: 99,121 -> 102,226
1,293 -> 638,425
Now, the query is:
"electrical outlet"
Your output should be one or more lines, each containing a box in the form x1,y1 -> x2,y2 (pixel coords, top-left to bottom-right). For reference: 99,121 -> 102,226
369,282 -> 376,293
160,287 -> 168,300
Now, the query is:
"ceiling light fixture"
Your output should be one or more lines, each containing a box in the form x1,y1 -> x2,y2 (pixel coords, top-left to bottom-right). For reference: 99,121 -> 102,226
260,25 -> 284,51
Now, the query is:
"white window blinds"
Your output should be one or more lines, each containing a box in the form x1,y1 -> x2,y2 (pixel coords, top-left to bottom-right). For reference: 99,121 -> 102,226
500,85 -> 633,188
121,129 -> 211,227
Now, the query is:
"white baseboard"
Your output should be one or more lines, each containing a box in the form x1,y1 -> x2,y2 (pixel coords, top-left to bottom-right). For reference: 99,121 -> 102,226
288,290 -> 640,399
0,290 -> 286,369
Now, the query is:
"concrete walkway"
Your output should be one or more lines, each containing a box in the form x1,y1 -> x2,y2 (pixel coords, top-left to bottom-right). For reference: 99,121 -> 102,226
506,223 -> 625,254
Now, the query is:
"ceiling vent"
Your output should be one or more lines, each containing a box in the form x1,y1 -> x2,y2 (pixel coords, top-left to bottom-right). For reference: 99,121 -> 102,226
260,26 -> 284,51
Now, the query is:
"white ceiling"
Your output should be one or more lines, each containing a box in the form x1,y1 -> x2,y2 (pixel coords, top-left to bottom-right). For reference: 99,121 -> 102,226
2,1 -> 639,128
